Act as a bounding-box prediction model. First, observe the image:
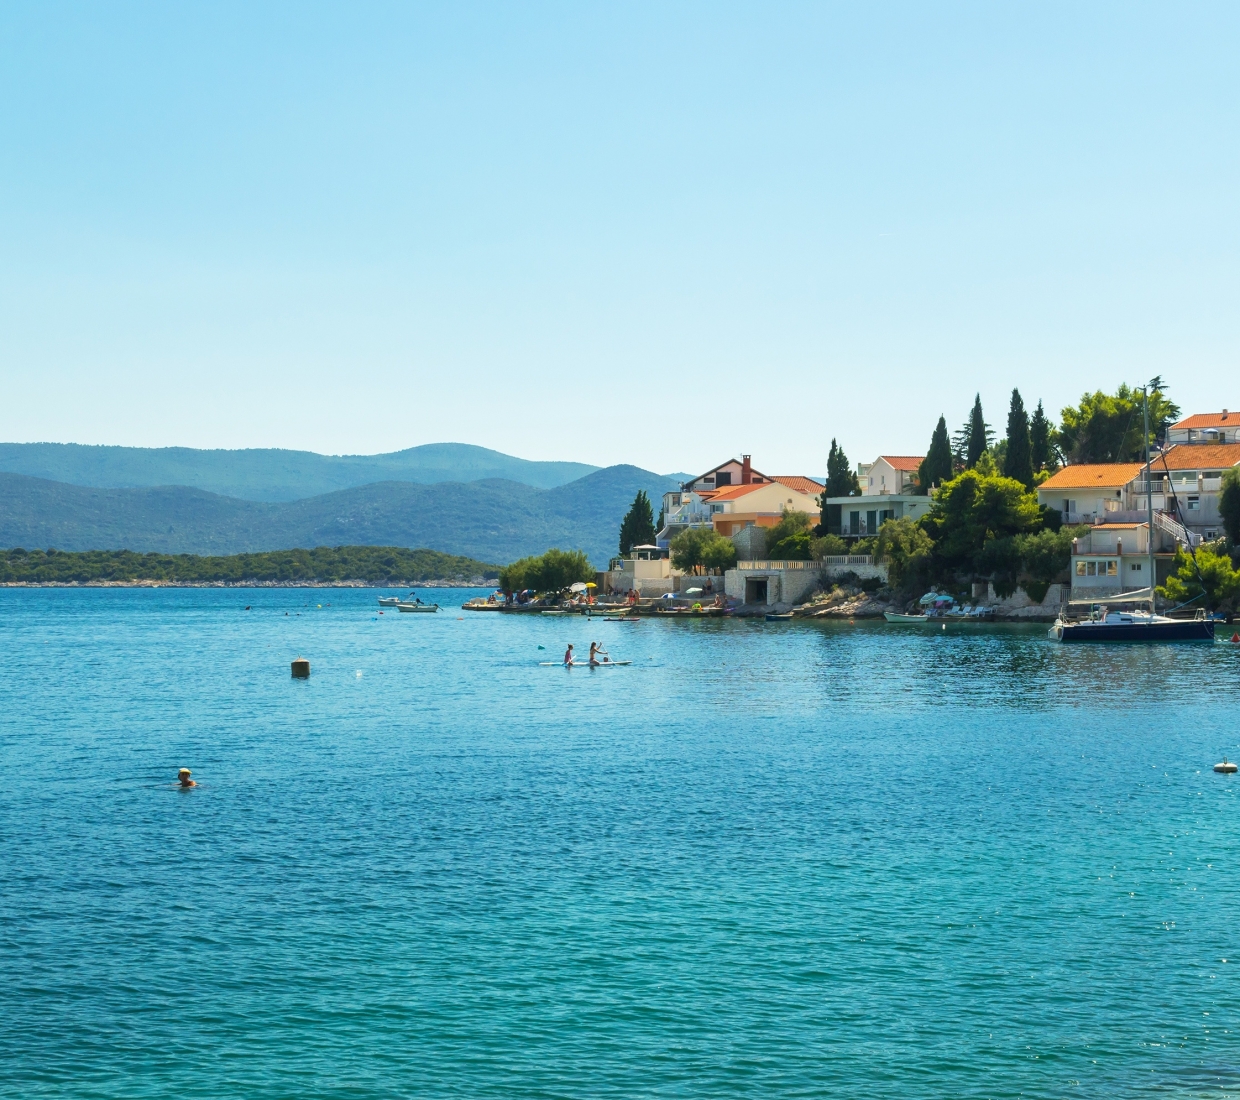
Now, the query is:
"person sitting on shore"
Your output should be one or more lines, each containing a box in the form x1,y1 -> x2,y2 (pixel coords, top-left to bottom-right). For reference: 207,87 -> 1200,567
564,643 -> 575,667
178,768 -> 197,788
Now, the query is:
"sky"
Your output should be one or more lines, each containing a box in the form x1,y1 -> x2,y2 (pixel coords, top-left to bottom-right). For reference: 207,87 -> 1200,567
1,2 -> 1237,476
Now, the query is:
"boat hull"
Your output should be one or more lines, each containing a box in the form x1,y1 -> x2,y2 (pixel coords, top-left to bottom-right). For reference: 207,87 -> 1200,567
396,603 -> 439,613
884,612 -> 927,623
1055,619 -> 1214,642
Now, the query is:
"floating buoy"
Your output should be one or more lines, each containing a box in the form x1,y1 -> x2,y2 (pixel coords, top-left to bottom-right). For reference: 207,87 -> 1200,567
1214,760 -> 1237,774
1232,632 -> 1239,643
291,657 -> 310,678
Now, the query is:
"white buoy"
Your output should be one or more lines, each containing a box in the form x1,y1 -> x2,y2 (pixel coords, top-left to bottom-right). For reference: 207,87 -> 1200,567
1214,760 -> 1237,774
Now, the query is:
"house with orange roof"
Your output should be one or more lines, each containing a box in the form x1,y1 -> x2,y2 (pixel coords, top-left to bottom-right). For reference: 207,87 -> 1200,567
657,455 -> 824,547
1140,442 -> 1240,539
1167,411 -> 1240,445
706,479 -> 824,538
1036,463 -> 1145,525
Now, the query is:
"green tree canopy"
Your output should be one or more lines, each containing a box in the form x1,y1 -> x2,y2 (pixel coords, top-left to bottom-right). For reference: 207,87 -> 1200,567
823,439 -> 860,498
670,526 -> 711,574
917,415 -> 954,494
618,490 -> 657,555
498,548 -> 593,594
1029,399 -> 1053,473
1057,383 -> 1181,464
1003,388 -> 1033,488
766,510 -> 814,560
875,516 -> 933,590
1159,546 -> 1240,614
700,534 -> 738,573
921,469 -> 1042,579
1219,467 -> 1240,546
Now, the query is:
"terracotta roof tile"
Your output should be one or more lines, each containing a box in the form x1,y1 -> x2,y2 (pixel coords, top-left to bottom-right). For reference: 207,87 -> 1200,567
1155,443 -> 1240,470
878,455 -> 924,472
772,476 -> 825,496
706,483 -> 765,502
1171,412 -> 1238,429
1038,463 -> 1144,490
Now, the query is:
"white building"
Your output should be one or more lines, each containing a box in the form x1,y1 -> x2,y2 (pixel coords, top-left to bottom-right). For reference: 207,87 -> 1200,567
1166,411 -> 1240,445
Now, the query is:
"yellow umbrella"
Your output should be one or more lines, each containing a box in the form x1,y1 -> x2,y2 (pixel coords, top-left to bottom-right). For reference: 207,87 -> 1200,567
585,582 -> 597,588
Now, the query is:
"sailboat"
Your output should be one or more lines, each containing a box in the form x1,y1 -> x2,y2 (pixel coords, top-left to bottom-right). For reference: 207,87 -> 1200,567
1050,385 -> 1214,644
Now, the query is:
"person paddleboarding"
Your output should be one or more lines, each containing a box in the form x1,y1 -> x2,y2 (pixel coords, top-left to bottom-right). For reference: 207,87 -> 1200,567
563,643 -> 575,667
589,641 -> 609,667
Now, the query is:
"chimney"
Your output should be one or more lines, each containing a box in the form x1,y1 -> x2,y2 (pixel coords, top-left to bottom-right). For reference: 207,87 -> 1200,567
741,455 -> 752,485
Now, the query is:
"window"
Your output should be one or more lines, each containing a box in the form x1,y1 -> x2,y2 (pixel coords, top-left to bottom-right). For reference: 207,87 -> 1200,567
849,510 -> 860,536
1076,561 -> 1086,576
1106,561 -> 1117,576
1130,562 -> 1142,572
1187,495 -> 1200,510
868,477 -> 874,487
710,504 -> 724,514
867,510 -> 878,533
1086,561 -> 1097,576
715,471 -> 731,486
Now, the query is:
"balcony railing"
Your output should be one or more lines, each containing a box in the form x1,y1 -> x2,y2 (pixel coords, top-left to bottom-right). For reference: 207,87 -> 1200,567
736,556 -> 880,570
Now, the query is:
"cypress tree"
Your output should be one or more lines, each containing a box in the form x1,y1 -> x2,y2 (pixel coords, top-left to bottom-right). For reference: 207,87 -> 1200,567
1003,388 -> 1033,487
917,415 -> 954,493
1029,399 -> 1051,473
965,394 -> 990,468
824,439 -> 860,497
618,490 -> 656,555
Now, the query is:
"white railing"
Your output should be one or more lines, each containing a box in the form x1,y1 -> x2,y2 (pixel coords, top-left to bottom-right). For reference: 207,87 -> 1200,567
736,556 -> 882,570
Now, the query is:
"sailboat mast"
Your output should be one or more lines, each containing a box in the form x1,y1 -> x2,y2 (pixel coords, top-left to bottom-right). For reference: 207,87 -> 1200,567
1144,385 -> 1155,613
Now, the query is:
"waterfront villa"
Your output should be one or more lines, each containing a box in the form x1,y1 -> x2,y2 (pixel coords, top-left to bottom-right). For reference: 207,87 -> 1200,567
1166,411 -> 1240,445
822,455 -> 933,538
1038,444 -> 1239,540
1036,463 -> 1145,526
658,455 -> 824,546
1067,522 -> 1177,600
707,477 -> 823,537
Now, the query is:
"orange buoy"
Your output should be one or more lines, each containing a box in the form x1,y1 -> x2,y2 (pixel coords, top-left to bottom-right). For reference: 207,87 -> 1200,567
1231,632 -> 1239,643
291,657 -> 310,678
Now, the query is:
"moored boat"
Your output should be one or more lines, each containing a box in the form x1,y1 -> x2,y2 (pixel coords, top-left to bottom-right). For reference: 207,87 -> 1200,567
396,601 -> 439,613
884,611 -> 927,623
1050,608 -> 1214,643
378,596 -> 401,606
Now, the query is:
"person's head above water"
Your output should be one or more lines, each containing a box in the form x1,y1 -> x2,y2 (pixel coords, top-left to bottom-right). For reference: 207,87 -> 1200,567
178,768 -> 196,788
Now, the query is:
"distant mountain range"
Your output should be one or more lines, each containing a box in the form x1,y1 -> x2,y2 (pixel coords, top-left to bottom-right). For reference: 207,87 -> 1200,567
0,442 -> 602,501
0,465 -> 682,567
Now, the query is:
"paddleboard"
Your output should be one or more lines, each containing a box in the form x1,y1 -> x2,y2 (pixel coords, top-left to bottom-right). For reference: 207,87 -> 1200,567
538,661 -> 632,666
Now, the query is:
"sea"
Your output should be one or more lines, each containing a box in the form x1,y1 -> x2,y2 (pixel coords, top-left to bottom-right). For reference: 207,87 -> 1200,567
1,586 -> 1239,1099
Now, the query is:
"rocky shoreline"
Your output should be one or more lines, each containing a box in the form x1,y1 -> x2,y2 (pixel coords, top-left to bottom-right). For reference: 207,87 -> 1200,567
0,578 -> 498,589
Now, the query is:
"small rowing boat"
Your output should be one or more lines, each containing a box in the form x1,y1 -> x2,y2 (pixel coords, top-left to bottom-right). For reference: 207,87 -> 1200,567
883,611 -> 926,623
396,602 -> 439,613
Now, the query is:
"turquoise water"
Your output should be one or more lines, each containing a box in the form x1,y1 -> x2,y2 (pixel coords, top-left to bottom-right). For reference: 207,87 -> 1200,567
2,588 -> 1240,1099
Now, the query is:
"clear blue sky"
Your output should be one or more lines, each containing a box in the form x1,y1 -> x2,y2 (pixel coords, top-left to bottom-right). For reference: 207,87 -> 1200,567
1,2 -> 1236,476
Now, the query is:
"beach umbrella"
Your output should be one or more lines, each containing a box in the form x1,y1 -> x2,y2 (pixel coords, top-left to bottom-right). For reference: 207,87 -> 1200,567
569,581 -> 588,592
686,587 -> 703,595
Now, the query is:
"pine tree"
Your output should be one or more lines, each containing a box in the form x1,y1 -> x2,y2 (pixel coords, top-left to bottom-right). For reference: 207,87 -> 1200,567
824,439 -> 860,497
1029,399 -> 1051,473
964,394 -> 991,468
1003,388 -> 1033,487
618,490 -> 656,555
917,415 -> 954,493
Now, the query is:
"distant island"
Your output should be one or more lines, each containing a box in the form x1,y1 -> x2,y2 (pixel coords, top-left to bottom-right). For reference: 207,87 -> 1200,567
0,546 -> 499,587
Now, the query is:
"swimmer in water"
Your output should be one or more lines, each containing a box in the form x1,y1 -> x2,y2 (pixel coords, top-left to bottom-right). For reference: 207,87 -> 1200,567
564,643 -> 574,666
178,768 -> 197,788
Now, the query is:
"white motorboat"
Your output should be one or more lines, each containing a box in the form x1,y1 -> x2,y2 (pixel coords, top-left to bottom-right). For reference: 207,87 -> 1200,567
378,596 -> 401,606
396,601 -> 439,613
